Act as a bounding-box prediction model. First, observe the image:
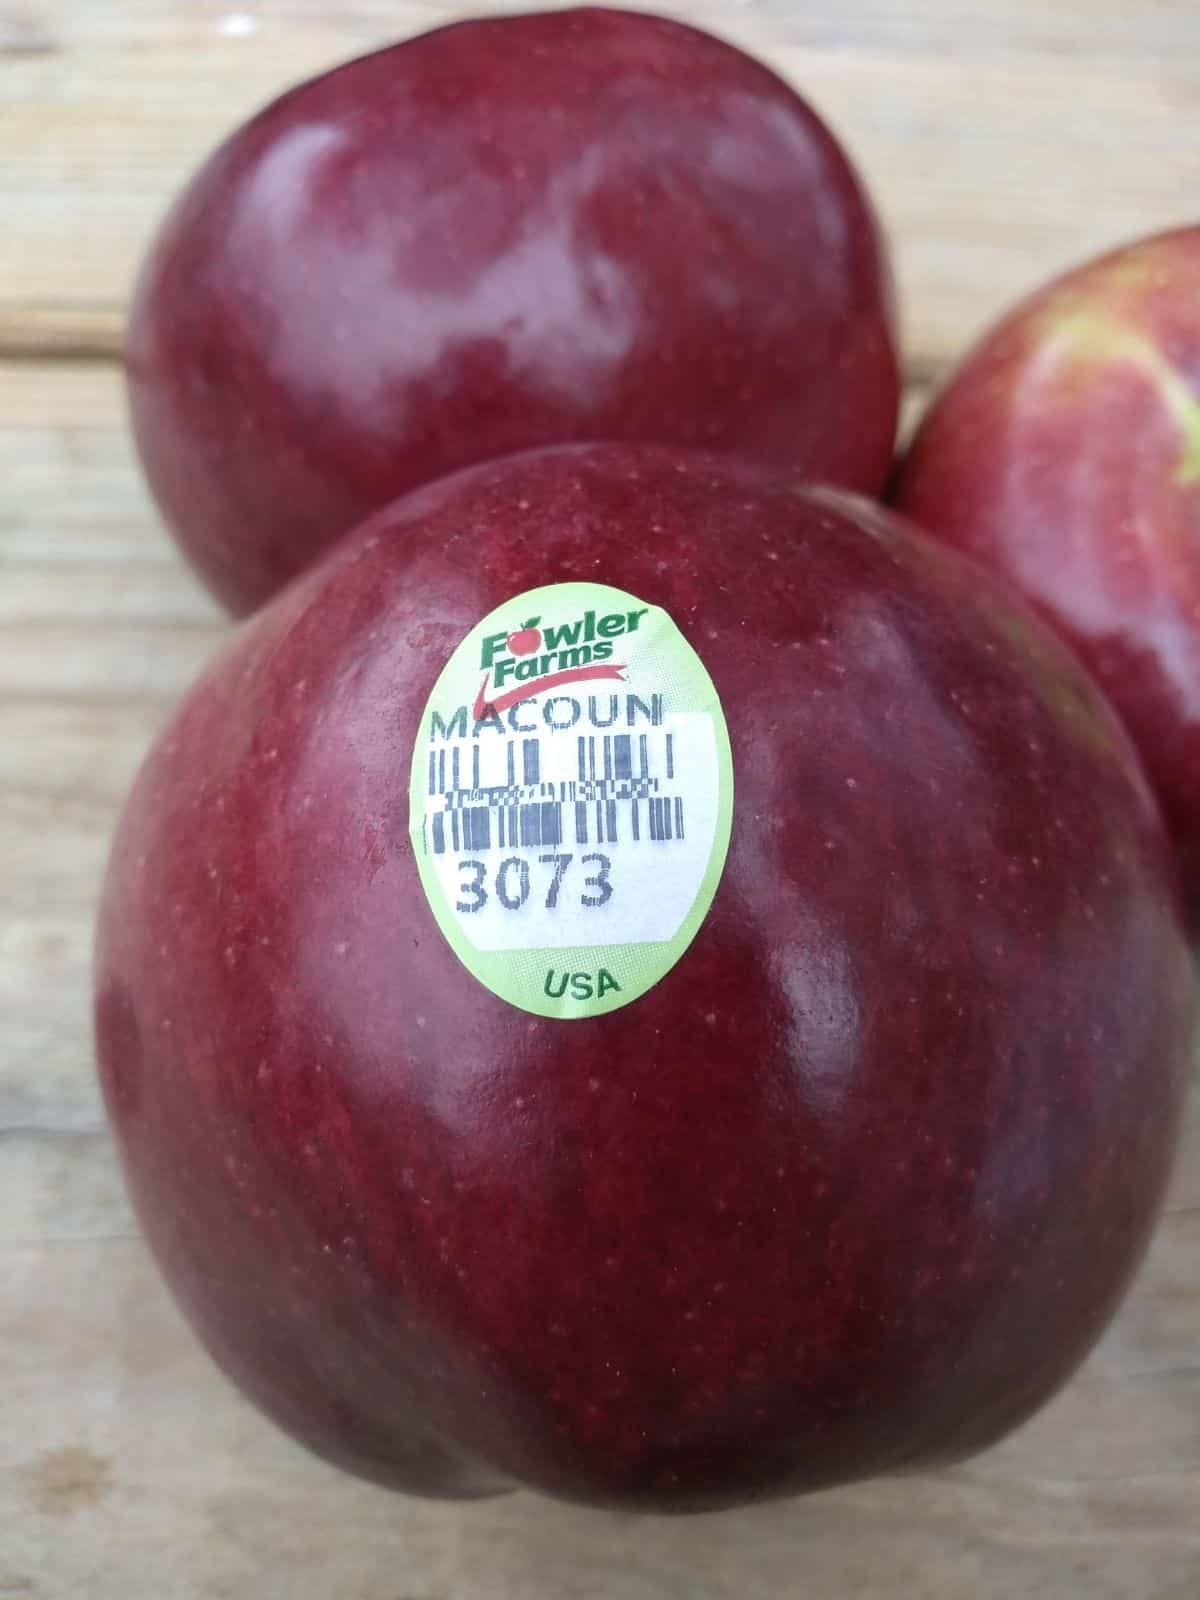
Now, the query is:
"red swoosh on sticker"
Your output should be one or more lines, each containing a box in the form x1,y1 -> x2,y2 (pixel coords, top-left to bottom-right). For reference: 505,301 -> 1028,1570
473,663 -> 628,722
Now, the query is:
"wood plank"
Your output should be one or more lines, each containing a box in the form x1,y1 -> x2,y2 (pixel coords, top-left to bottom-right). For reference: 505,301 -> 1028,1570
0,358 -> 131,429
0,361 -> 225,1142
10,0 -> 1200,62
0,1132 -> 132,1243
2,3 -> 1199,373
0,1233 -> 1196,1600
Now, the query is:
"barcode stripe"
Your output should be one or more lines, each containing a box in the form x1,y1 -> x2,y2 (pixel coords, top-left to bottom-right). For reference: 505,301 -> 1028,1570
427,793 -> 688,854
424,730 -> 691,854
465,806 -> 490,851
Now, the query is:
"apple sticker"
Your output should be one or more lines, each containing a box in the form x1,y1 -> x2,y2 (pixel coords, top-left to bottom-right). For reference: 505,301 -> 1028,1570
409,581 -> 734,1018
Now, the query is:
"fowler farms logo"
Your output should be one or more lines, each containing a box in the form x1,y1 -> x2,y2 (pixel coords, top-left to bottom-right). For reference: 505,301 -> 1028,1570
473,602 -> 649,720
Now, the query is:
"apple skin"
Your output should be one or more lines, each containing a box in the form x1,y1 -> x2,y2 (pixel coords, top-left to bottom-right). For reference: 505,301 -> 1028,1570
892,226 -> 1200,918
94,445 -> 1194,1511
125,6 -> 899,616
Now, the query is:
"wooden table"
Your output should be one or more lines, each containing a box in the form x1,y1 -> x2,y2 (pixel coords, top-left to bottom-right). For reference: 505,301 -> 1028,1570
2,4 -> 1198,1595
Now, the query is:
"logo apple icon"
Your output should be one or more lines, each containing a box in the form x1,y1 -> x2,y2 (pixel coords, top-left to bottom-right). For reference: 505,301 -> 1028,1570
506,618 -> 542,656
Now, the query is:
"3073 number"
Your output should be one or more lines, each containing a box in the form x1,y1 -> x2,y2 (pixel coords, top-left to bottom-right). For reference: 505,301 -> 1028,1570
455,853 -> 612,914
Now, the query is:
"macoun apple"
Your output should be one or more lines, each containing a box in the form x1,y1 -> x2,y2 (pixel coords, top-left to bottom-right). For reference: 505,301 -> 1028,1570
892,225 -> 1200,916
126,6 -> 899,616
95,444 -> 1193,1510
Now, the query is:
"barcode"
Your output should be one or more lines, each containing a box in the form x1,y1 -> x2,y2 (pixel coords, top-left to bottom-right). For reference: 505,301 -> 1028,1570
425,734 -> 687,856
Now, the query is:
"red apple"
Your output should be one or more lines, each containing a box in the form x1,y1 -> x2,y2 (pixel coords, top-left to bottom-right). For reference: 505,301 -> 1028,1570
126,6 -> 899,616
95,445 -> 1193,1510
505,619 -> 542,657
892,225 -> 1200,916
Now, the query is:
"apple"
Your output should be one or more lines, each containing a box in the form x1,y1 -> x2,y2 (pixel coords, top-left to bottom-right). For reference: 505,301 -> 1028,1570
892,225 -> 1200,916
505,619 -> 542,657
94,444 -> 1194,1510
125,6 -> 899,616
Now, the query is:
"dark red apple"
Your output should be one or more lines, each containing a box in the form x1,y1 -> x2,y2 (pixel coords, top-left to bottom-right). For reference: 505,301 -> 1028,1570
95,444 -> 1193,1510
892,225 -> 1200,916
126,6 -> 899,616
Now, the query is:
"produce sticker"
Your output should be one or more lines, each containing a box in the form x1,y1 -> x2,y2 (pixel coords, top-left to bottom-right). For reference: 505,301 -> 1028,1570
409,582 -> 733,1018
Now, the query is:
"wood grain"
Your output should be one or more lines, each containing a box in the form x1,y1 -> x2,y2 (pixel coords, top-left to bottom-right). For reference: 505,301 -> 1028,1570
2,4 -> 1200,1594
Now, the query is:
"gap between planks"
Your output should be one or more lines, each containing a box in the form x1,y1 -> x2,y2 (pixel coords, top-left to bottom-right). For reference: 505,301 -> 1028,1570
0,307 -> 126,363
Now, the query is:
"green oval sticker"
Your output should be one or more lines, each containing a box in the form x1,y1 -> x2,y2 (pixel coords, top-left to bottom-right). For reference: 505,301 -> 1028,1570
408,581 -> 734,1018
